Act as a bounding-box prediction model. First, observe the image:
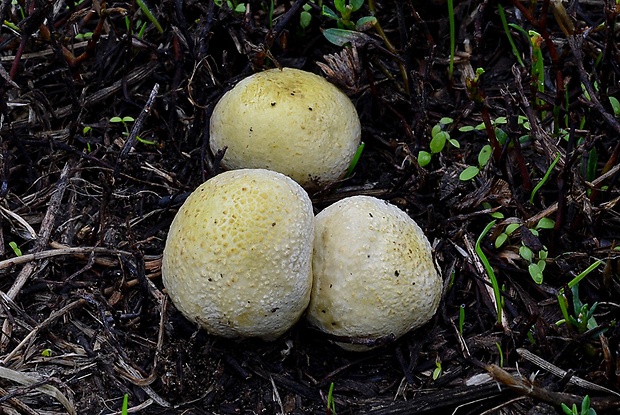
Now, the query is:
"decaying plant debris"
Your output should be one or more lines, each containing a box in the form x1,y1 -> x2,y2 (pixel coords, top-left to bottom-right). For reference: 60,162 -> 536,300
0,0 -> 619,414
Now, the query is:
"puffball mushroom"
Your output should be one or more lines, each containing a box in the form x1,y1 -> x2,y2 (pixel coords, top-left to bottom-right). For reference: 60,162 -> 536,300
162,169 -> 314,340
307,195 -> 442,351
209,67 -> 361,189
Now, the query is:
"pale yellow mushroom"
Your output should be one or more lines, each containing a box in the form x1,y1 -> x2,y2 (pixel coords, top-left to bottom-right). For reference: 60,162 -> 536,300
307,196 -> 442,351
209,68 -> 361,189
162,169 -> 314,340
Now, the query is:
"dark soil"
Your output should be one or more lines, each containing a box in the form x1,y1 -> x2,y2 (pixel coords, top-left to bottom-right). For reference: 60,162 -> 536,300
0,0 -> 619,414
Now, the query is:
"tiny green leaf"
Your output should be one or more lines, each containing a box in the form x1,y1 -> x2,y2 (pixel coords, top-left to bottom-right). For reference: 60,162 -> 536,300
495,233 -> 508,248
431,124 -> 442,137
519,245 -> 533,262
610,96 -> 620,116
432,360 -> 442,380
459,125 -> 475,132
505,223 -> 520,235
9,241 -> 22,256
110,116 -> 123,123
321,5 -> 339,20
459,166 -> 479,181
491,211 -> 504,219
334,0 -> 346,14
528,263 -> 544,284
350,0 -> 364,11
478,144 -> 492,167
122,116 -> 135,123
300,10 -> 312,28
494,116 -> 507,124
429,131 -> 447,153
418,151 -> 432,167
536,217 -> 555,229
439,117 -> 454,125
355,16 -> 376,31
495,128 -> 508,145
322,28 -> 369,46
448,138 -> 460,148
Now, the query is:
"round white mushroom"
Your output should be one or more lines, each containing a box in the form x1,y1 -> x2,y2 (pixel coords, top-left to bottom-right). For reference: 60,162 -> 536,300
162,169 -> 314,340
306,195 -> 442,351
209,67 -> 361,189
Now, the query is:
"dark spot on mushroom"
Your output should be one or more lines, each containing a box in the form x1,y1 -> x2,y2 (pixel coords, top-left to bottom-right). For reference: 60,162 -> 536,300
272,222 -> 276,226
331,322 -> 337,326
321,310 -> 326,313
271,102 -> 276,106
329,284 -> 333,288
249,127 -> 253,132
290,92 -> 295,96
271,307 -> 280,313
208,278 -> 212,282
394,270 -> 400,277
308,107 -> 313,111
412,282 -> 416,285
369,213 -> 373,217
367,254 -> 371,258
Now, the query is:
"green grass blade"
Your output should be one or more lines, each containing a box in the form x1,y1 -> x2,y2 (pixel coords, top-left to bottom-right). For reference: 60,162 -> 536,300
475,220 -> 503,325
136,0 -> 163,34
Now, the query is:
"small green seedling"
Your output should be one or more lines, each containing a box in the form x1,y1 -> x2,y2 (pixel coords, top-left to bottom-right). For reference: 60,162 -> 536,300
326,382 -> 336,415
214,0 -> 246,13
9,241 -> 22,256
74,32 -> 93,41
495,342 -> 504,367
561,395 -> 597,415
494,218 -> 553,284
418,117 -> 459,167
110,116 -> 155,145
557,284 -> 599,334
556,260 -> 603,333
321,0 -> 377,46
432,357 -> 442,380
459,144 -> 492,181
300,2 -> 313,28
41,348 -> 53,357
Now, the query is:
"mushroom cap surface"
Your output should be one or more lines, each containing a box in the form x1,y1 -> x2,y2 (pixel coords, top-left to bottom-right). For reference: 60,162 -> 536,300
209,67 -> 361,189
307,195 -> 442,351
162,169 -> 314,340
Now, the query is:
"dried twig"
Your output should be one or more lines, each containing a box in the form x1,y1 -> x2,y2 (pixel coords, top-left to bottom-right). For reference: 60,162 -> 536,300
517,348 -> 620,398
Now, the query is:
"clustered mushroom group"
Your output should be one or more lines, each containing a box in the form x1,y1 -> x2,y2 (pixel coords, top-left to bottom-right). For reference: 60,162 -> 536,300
162,67 -> 443,351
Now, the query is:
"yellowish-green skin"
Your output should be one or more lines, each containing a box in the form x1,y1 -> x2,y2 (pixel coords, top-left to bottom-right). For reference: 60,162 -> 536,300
307,196 -> 442,351
209,68 -> 361,189
162,169 -> 314,340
